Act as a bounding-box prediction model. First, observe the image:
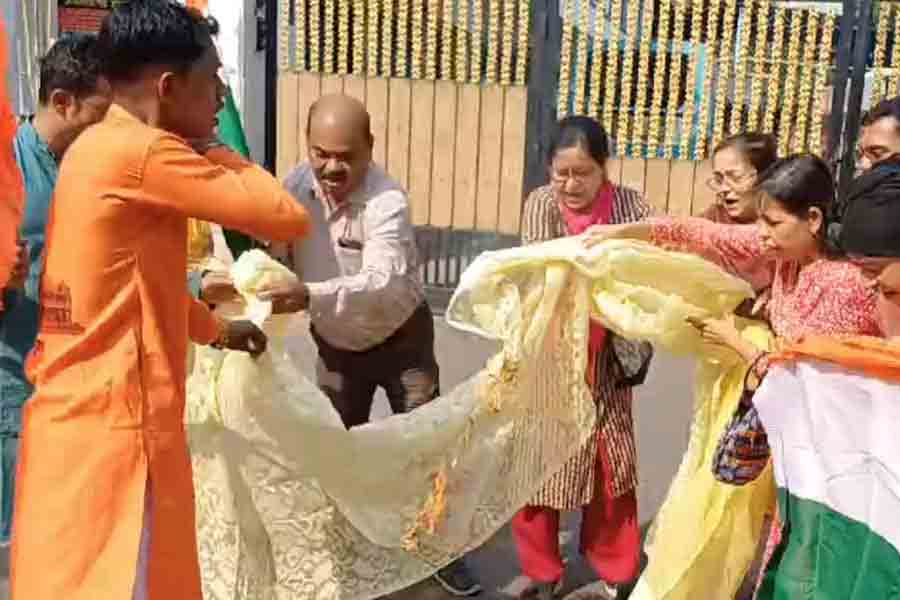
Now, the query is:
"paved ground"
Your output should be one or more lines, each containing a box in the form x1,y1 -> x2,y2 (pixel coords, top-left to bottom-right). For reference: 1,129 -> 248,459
0,316 -> 695,599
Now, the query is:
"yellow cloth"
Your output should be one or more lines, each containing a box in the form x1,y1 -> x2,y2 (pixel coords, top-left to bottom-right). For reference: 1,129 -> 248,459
186,239 -> 765,600
633,323 -> 776,600
187,218 -> 213,270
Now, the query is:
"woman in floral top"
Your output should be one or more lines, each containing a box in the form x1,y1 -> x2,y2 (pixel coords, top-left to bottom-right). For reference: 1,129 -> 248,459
583,154 -> 879,597
583,154 -> 879,360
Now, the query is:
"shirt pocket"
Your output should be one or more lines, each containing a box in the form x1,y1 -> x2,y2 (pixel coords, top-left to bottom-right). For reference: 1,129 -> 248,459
336,246 -> 364,277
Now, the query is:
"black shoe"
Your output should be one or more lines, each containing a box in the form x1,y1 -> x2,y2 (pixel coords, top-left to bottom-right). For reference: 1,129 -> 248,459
518,580 -> 561,600
433,560 -> 483,597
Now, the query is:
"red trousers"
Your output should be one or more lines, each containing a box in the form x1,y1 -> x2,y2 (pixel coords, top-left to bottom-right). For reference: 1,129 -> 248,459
511,436 -> 640,584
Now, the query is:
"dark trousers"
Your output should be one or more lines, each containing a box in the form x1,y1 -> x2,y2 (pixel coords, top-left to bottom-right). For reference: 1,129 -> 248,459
311,303 -> 440,429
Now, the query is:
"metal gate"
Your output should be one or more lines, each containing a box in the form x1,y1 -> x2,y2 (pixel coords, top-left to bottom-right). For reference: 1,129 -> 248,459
265,0 -> 900,302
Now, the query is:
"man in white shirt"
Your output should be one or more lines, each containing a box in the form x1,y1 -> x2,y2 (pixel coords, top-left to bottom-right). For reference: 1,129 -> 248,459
261,94 -> 482,597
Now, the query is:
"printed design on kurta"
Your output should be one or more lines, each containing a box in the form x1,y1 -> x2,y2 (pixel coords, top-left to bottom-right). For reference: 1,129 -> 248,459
40,282 -> 85,335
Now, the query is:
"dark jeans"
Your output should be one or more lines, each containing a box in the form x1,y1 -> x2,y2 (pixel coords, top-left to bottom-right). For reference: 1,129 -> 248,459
311,303 -> 440,429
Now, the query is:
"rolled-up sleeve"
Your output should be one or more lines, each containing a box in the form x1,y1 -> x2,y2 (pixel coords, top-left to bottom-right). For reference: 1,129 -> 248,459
306,191 -> 422,350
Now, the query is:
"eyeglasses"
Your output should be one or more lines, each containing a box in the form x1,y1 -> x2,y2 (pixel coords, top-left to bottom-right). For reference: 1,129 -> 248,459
549,168 -> 597,185
705,170 -> 756,192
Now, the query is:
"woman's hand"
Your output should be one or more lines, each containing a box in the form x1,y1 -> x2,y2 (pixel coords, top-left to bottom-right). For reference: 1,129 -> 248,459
686,315 -> 759,362
581,223 -> 652,249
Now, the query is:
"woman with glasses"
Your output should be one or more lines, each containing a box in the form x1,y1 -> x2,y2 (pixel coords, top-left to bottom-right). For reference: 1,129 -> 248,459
515,116 -> 653,600
702,133 -> 778,225
584,154 -> 879,366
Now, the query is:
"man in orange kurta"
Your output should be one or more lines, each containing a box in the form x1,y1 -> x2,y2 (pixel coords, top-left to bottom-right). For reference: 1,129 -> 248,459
10,3 -> 310,599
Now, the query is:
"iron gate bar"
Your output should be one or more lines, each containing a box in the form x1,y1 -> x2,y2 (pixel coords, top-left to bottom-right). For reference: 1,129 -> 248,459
828,0 -> 858,172
838,0 -> 874,198
524,0 -> 563,197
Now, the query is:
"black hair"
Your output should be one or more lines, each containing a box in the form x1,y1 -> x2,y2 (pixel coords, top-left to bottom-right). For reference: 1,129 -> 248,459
713,132 -> 778,174
548,115 -> 610,165
37,33 -> 104,105
861,96 -> 900,131
97,0 -> 219,83
756,154 -> 836,247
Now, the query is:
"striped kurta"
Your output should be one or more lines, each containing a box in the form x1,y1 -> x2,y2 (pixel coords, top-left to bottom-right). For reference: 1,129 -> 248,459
522,184 -> 652,509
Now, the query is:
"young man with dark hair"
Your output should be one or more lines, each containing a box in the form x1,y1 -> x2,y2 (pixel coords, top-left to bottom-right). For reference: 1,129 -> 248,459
858,96 -> 900,171
0,32 -> 111,546
9,2 -> 310,599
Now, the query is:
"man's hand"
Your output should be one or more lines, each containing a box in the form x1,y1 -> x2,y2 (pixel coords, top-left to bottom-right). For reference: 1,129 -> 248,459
201,270 -> 240,305
217,319 -> 268,357
8,241 -> 28,289
257,281 -> 310,314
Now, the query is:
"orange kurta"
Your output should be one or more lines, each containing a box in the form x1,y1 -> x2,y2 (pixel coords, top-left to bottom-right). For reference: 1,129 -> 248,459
0,20 -> 24,306
10,105 -> 310,600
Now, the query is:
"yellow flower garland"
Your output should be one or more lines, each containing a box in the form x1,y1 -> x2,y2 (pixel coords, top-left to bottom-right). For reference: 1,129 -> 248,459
665,0 -> 687,158
679,0 -> 704,159
558,0 -> 576,116
648,0 -> 672,157
604,0 -> 624,135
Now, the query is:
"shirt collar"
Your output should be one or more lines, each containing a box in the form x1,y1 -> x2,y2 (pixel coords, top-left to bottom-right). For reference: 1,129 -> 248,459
20,120 -> 58,166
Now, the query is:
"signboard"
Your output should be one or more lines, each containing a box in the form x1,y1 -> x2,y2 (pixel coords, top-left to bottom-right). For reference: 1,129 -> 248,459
58,1 -> 128,34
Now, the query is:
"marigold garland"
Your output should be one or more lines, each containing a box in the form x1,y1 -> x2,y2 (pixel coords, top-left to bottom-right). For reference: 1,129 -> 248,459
616,0 -> 639,149
486,0 -> 501,83
778,9 -> 802,156
516,0 -> 530,86
456,1 -> 469,83
648,0 -> 672,157
633,0 -> 657,154
665,0 -> 687,158
872,3 -> 891,106
442,0 -> 455,80
395,0 -> 409,78
603,0 -> 624,136
309,0 -> 321,72
574,0 -> 591,114
279,0 -> 291,71
338,0 -> 351,74
679,0 -> 704,159
794,11 -> 820,153
730,0 -> 755,134
353,0 -> 366,75
695,0 -> 722,159
558,0 -> 576,116
713,0 -> 737,149
471,0 -> 484,83
809,12 -> 835,155
589,1 -> 607,120
764,7 -> 786,135
748,0 -> 771,130
500,0 -> 517,86
324,0 -> 336,73
382,0 -> 395,77
889,6 -> 900,96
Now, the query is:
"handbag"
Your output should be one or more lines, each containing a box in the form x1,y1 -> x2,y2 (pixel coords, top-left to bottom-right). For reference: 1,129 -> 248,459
711,360 -> 771,486
610,333 -> 654,388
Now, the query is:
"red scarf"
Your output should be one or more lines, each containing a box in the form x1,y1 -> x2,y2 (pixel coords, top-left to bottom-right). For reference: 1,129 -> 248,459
560,183 -> 615,383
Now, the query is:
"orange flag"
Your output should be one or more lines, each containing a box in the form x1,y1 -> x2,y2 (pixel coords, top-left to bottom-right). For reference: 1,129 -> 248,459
186,0 -> 209,13
0,19 -> 24,304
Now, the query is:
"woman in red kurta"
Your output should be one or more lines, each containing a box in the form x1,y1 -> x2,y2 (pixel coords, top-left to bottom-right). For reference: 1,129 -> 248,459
10,4 -> 310,600
516,116 -> 652,599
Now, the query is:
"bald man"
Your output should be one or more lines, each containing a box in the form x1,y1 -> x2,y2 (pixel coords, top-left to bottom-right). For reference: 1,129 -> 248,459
260,95 -> 482,597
